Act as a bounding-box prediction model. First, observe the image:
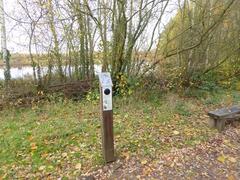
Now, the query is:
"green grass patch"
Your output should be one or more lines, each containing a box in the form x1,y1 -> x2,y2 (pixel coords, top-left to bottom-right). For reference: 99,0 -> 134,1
0,89 -> 239,178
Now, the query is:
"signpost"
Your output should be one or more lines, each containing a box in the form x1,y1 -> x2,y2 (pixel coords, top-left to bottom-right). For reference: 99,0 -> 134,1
98,72 -> 115,163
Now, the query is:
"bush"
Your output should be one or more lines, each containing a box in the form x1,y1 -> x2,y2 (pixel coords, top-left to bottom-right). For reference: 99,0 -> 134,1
114,73 -> 138,96
86,89 -> 100,103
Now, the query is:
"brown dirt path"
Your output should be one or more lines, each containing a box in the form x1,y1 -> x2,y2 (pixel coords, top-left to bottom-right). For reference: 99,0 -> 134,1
84,123 -> 240,180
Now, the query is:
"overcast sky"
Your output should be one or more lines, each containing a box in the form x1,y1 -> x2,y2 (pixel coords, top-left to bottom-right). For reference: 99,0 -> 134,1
4,0 -> 26,53
3,0 -> 179,53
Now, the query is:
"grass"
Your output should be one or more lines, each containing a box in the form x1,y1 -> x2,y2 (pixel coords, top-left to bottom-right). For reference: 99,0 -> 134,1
0,88 -> 240,178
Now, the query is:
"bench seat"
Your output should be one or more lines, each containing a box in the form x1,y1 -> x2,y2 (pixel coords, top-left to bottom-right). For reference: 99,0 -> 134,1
208,105 -> 240,131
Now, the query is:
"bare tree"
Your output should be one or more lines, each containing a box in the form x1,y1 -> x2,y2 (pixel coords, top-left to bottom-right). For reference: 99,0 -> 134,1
0,0 -> 10,83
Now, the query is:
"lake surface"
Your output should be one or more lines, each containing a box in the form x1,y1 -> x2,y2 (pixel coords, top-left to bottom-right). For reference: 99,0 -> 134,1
0,65 -> 102,80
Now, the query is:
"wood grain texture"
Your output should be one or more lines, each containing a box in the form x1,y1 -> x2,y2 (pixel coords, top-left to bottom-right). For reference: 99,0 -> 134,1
100,87 -> 115,163
101,110 -> 115,162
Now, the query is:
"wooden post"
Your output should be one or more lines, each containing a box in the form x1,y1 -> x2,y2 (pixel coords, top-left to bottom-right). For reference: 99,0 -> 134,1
98,73 -> 115,163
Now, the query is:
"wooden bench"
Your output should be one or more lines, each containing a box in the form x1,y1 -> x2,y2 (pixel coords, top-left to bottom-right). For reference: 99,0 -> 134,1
208,105 -> 240,131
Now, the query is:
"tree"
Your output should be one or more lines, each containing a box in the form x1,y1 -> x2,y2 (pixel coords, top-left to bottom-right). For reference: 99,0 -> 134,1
0,0 -> 11,83
158,0 -> 238,88
46,0 -> 64,81
84,0 -> 170,79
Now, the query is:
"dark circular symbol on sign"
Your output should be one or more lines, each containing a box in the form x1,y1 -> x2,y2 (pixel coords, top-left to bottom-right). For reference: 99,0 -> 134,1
104,88 -> 111,95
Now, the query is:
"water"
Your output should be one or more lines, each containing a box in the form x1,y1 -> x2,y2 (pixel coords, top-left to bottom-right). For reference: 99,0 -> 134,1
0,65 -> 102,80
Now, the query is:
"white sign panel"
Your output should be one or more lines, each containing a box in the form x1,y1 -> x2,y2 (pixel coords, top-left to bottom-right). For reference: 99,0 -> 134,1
98,72 -> 113,87
98,72 -> 113,111
102,86 -> 112,111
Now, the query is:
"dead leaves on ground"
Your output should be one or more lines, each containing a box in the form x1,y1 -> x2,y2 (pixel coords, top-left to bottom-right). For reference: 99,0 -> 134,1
91,126 -> 240,179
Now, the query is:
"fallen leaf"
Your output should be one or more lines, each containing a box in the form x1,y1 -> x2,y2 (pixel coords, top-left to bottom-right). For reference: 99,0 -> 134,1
28,136 -> 33,141
41,153 -> 48,158
141,159 -> 148,165
228,157 -> 237,163
143,167 -> 152,176
174,114 -> 180,120
224,140 -> 234,148
75,163 -> 82,170
38,166 -> 45,171
47,165 -> 54,170
228,175 -> 236,180
62,152 -> 68,158
122,152 -> 130,160
30,143 -> 37,151
173,130 -> 180,135
217,155 -> 226,163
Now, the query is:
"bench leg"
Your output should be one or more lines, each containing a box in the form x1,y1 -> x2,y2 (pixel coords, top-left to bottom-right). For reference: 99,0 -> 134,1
216,119 -> 225,132
209,118 -> 217,128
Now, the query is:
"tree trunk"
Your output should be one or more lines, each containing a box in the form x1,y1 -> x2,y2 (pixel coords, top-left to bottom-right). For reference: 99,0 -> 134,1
47,0 -> 64,82
0,0 -> 10,83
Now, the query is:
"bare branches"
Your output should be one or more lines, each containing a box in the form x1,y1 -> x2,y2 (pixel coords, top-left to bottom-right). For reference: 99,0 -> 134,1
165,0 -> 236,58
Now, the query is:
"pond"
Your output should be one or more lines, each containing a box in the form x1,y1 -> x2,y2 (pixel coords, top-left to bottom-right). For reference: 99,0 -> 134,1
0,65 -> 102,80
